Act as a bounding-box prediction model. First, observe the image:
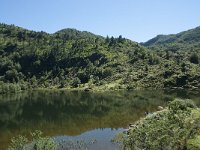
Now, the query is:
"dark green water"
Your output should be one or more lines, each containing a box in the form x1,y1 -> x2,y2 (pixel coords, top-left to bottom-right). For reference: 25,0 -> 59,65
0,90 -> 200,150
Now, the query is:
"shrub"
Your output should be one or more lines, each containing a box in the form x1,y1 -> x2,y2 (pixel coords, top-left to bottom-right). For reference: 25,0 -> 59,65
124,99 -> 200,150
7,130 -> 58,150
168,99 -> 196,112
71,77 -> 81,88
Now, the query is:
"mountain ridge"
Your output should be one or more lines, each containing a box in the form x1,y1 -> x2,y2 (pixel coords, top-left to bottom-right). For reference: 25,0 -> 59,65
142,26 -> 200,47
1,23 -> 200,93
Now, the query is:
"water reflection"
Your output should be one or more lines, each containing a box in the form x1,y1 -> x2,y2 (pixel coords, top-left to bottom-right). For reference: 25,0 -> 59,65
0,90 -> 199,150
55,128 -> 124,150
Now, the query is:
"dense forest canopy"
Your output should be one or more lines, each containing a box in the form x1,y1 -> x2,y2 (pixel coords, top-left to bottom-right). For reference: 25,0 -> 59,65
1,23 -> 200,93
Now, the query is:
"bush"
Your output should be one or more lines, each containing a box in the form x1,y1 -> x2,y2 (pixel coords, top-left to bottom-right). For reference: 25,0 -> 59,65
71,77 -> 81,88
0,82 -> 22,94
7,130 -> 58,150
168,99 -> 196,112
124,99 -> 200,150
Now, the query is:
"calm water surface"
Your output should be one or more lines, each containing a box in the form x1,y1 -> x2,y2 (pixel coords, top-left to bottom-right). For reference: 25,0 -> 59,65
0,90 -> 200,150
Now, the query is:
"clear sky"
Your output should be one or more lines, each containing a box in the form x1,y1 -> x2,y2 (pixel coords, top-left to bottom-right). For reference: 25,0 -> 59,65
1,0 -> 200,42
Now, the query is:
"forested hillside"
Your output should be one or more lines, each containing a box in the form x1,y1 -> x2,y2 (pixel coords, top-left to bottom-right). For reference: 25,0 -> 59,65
1,23 -> 200,93
142,26 -> 200,51
142,26 -> 200,67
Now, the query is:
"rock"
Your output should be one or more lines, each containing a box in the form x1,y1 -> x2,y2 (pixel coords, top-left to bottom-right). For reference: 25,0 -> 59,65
144,111 -> 149,116
157,106 -> 164,111
129,123 -> 137,128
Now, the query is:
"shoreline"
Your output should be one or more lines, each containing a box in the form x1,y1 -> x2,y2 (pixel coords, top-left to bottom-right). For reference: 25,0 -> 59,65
0,85 -> 200,95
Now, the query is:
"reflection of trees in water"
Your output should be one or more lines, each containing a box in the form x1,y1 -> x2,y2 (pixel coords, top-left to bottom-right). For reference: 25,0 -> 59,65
0,92 -> 29,126
0,90 -> 200,130
1,90 -> 200,150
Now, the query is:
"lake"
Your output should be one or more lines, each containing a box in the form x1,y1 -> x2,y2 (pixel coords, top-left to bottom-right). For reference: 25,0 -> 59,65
0,90 -> 200,150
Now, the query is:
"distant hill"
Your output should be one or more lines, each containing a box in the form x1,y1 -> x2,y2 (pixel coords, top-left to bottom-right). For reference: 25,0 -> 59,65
1,23 -> 200,93
143,26 -> 200,46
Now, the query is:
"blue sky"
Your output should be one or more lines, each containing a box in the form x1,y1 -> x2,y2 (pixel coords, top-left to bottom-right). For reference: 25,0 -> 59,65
1,0 -> 200,42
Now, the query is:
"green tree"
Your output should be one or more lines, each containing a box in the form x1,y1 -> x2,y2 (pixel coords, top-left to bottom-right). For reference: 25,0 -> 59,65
189,53 -> 199,64
71,77 -> 81,88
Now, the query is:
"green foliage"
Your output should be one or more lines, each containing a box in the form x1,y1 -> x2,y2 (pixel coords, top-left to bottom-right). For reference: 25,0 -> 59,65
189,53 -> 199,64
187,135 -> 200,150
143,26 -> 200,47
168,99 -> 196,112
0,81 -> 23,94
124,99 -> 200,150
71,77 -> 81,88
7,135 -> 28,150
0,23 -> 153,92
7,130 -> 58,150
1,23 -> 200,93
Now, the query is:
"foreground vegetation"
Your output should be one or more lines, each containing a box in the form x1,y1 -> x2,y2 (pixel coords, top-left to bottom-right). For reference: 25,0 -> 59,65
124,99 -> 200,150
1,23 -> 200,93
7,130 -> 57,150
